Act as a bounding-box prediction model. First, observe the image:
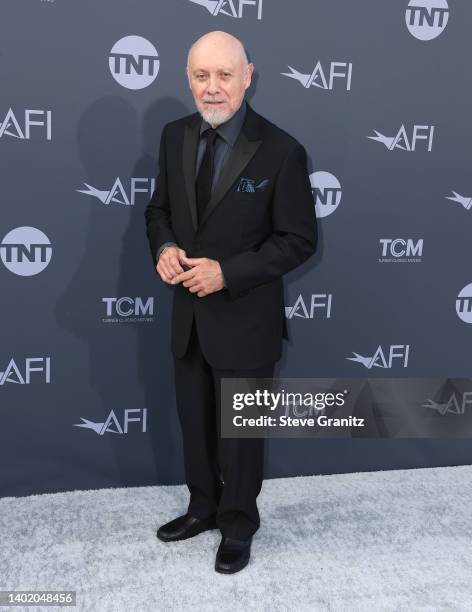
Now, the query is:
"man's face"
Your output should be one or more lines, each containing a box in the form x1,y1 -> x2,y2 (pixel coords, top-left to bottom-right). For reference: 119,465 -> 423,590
187,41 -> 253,126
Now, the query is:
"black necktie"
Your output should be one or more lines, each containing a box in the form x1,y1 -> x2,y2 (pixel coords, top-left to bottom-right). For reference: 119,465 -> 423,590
196,127 -> 218,225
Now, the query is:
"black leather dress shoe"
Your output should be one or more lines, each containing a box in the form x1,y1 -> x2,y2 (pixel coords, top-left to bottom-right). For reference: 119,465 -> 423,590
156,513 -> 217,542
215,536 -> 252,573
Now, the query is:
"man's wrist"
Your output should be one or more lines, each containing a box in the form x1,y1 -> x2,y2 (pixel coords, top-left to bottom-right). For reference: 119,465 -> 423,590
156,241 -> 177,263
218,262 -> 226,288
159,246 -> 170,259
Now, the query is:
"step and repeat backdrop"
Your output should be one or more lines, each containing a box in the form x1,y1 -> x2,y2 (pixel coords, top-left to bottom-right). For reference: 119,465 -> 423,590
1,0 -> 471,497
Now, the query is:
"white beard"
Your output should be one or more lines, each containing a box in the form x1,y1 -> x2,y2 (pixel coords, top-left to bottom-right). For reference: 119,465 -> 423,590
199,105 -> 234,127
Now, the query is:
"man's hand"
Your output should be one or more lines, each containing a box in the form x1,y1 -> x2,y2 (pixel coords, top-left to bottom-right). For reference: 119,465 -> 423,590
171,256 -> 224,297
156,246 -> 187,283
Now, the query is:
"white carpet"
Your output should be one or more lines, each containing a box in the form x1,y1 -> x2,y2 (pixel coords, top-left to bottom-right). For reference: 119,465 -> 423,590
1,465 -> 471,612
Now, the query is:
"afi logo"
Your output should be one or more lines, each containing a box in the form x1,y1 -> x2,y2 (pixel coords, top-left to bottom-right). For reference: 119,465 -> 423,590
309,171 -> 342,218
74,408 -> 147,435
0,357 -> 51,385
456,283 -> 472,324
406,0 -> 449,41
102,297 -> 154,322
285,294 -> 332,319
446,191 -> 472,211
347,345 -> 410,369
379,238 -> 424,257
0,227 -> 52,276
368,125 -> 434,151
187,0 -> 263,19
423,392 -> 472,415
109,36 -> 160,90
281,61 -> 352,91
77,178 -> 155,206
0,108 -> 52,140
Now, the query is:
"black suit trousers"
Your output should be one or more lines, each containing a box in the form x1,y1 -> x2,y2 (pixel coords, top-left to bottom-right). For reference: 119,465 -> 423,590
173,315 -> 275,540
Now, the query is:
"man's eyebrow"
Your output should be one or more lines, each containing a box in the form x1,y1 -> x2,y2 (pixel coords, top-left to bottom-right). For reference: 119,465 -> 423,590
192,68 -> 234,74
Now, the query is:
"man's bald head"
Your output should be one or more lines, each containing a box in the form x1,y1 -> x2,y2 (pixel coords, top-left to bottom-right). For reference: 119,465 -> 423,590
187,31 -> 249,70
186,31 -> 254,128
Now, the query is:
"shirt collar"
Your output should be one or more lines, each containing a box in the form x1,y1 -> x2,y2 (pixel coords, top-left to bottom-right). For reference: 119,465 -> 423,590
199,99 -> 247,146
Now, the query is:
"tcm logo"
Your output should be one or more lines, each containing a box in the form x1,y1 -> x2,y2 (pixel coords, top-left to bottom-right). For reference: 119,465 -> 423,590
109,36 -> 160,90
102,297 -> 155,323
406,0 -> 449,41
74,408 -> 147,435
77,178 -> 156,206
446,191 -> 472,211
346,345 -> 410,369
368,125 -> 435,152
379,238 -> 424,263
0,357 -> 51,385
281,61 -> 352,91
187,0 -> 263,19
0,108 -> 52,141
0,227 -> 52,276
309,171 -> 342,218
422,392 -> 472,415
285,294 -> 332,319
456,283 -> 472,324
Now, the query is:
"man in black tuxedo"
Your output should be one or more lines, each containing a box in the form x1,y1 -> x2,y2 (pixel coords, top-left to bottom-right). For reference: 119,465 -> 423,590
145,30 -> 317,573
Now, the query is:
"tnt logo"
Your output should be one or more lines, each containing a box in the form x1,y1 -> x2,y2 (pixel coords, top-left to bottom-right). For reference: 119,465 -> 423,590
109,36 -> 160,90
74,408 -> 147,435
456,283 -> 472,324
0,357 -> 51,385
102,297 -> 154,323
0,227 -> 52,276
0,108 -> 52,141
368,125 -> 435,152
406,0 -> 449,41
309,171 -> 342,218
285,294 -> 332,319
187,0 -> 263,19
379,238 -> 423,262
346,345 -> 410,369
281,61 -> 352,91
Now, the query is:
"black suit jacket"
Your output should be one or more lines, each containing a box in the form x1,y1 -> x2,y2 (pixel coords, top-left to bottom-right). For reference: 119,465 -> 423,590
145,102 -> 317,369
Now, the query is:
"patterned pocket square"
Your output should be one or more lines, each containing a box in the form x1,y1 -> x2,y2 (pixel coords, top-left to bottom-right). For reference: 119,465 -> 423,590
237,178 -> 270,193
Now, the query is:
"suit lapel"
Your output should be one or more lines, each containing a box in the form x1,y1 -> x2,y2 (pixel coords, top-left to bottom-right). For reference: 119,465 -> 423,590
182,102 -> 262,233
182,114 -> 200,232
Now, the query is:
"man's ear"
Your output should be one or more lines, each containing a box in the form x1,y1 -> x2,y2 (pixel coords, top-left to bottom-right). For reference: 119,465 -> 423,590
245,63 -> 255,89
